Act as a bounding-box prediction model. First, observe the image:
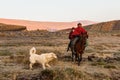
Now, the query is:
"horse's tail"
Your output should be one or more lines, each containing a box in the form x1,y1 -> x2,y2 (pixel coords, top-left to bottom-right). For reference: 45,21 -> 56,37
30,47 -> 36,55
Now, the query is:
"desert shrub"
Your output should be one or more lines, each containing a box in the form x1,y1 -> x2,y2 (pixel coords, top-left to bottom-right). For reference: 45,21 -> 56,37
53,68 -> 84,80
93,72 -> 110,80
53,68 -> 65,80
64,67 -> 83,79
110,71 -> 120,80
91,61 -> 106,66
16,68 -> 86,80
104,65 -> 116,69
40,69 -> 54,80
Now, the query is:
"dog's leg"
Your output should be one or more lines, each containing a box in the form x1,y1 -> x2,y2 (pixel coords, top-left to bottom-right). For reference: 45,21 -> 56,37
42,63 -> 46,69
46,63 -> 51,68
29,63 -> 34,70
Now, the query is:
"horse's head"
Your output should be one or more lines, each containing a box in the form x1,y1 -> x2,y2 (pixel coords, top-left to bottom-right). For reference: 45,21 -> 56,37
78,33 -> 87,46
79,33 -> 88,39
82,33 -> 88,38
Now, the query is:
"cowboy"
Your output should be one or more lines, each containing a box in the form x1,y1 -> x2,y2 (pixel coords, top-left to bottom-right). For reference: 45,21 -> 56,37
67,27 -> 75,51
67,23 -> 88,52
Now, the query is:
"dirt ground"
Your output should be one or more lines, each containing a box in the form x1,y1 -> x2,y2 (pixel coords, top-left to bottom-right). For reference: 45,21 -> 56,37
0,31 -> 120,80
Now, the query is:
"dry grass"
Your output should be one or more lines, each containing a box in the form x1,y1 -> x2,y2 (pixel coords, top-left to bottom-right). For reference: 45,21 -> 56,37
16,67 -> 86,80
104,65 -> 117,69
0,30 -> 120,80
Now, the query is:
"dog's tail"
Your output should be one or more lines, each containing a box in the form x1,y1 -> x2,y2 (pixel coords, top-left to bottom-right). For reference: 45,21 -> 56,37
30,47 -> 36,55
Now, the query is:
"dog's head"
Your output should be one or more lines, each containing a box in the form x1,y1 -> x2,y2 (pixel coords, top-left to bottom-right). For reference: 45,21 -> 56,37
49,52 -> 57,59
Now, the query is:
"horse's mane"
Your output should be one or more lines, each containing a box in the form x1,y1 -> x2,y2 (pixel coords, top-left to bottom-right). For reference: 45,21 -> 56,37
74,34 -> 87,53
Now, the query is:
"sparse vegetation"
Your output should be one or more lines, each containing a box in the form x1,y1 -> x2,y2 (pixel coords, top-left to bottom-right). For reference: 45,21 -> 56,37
84,20 -> 120,32
91,61 -> 106,66
16,68 -> 86,80
0,28 -> 120,80
0,50 -> 12,56
104,65 -> 117,69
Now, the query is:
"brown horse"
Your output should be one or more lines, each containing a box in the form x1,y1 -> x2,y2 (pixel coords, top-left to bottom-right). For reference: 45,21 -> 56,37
70,33 -> 87,66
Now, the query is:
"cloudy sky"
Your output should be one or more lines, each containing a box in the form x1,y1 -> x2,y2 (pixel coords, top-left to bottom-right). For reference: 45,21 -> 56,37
0,0 -> 120,22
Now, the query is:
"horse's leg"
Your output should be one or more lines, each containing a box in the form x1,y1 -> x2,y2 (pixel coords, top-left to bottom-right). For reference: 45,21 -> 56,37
76,51 -> 80,66
72,51 -> 74,61
71,47 -> 75,62
73,52 -> 76,63
78,53 -> 80,66
75,53 -> 77,61
80,53 -> 83,62
70,44 -> 73,62
77,52 -> 83,66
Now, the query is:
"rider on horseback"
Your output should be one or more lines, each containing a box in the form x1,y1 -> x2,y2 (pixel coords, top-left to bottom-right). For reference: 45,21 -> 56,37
67,23 -> 88,52
67,27 -> 75,51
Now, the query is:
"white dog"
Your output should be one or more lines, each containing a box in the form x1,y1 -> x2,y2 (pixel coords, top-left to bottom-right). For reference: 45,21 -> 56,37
29,47 -> 57,70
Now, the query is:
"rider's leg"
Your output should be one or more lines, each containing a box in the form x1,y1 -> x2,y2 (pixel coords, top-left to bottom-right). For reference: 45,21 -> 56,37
71,37 -> 79,53
67,40 -> 71,51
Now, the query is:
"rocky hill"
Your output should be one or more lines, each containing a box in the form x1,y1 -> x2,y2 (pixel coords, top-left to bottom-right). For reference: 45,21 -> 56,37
0,23 -> 26,31
0,18 -> 96,30
84,20 -> 120,32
